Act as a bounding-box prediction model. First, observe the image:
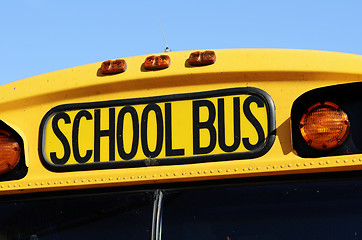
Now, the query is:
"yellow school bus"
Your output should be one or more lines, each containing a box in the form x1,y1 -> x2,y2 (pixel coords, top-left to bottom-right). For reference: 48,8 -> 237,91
1,49 -> 362,239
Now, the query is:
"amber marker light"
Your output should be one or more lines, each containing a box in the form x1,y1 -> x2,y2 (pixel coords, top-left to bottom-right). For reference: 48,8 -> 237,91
299,102 -> 350,151
100,59 -> 127,74
0,130 -> 21,175
189,50 -> 216,66
144,55 -> 171,70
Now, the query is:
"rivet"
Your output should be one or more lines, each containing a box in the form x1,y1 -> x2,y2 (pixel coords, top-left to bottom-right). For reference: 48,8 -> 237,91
28,183 -> 31,186
145,175 -> 149,178
352,159 -> 356,163
160,174 -> 164,177
41,182 -> 45,185
13,184 -> 17,187
182,172 -> 186,175
198,171 -> 202,174
54,182 -> 58,185
336,160 -> 341,163
359,158 -> 362,162
130,176 -> 134,179
60,181 -> 63,184
123,177 -> 128,180
296,163 -> 301,167
8,184 -> 11,188
256,167 -> 261,170
204,170 -> 208,174
81,179 -> 85,183
288,164 -> 293,167
304,163 -> 308,166
174,173 -> 178,176
74,180 -> 78,183
153,174 -> 157,178
190,171 -> 194,175
234,168 -> 239,172
319,162 -> 324,165
266,166 -> 271,169
326,160 -> 330,164
1,185 -> 4,188
249,167 -> 253,170
310,162 -> 314,165
226,169 -> 230,172
166,173 -> 170,177
344,159 -> 348,163
273,165 -> 277,169
88,179 -> 93,182
138,176 -> 142,179
210,170 -> 215,173
47,182 -> 51,185
109,177 -> 113,181
218,169 -> 222,173
281,165 -> 285,168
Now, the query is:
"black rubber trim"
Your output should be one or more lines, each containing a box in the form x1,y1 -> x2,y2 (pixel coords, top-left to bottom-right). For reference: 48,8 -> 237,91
38,87 -> 276,172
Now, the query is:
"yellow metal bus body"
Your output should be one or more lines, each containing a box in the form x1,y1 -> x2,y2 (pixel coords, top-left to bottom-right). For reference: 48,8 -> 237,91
2,49 -> 362,239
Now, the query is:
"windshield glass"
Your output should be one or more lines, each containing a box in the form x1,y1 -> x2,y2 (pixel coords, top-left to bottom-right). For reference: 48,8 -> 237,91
0,191 -> 153,240
162,178 -> 362,240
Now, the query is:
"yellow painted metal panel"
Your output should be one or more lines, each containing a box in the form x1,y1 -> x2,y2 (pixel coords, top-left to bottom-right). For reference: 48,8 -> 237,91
0,49 -> 362,195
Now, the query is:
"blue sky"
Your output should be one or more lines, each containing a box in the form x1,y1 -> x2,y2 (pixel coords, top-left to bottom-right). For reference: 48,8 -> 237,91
1,0 -> 362,85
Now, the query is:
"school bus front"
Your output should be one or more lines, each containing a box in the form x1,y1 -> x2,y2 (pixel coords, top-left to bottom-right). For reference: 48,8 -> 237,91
1,49 -> 362,239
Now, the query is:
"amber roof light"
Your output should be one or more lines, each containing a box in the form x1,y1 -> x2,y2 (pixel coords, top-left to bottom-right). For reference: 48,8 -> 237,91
144,55 -> 171,70
189,50 -> 216,66
100,59 -> 127,74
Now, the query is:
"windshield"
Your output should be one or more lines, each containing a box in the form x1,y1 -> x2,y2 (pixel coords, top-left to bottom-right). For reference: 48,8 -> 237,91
0,191 -> 153,240
161,178 -> 362,240
2,177 -> 362,240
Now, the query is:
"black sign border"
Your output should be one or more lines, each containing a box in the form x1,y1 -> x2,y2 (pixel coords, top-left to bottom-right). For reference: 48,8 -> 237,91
39,87 -> 276,172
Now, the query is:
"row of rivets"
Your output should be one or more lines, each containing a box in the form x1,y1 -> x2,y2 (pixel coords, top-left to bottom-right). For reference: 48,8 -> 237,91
3,157 -> 362,189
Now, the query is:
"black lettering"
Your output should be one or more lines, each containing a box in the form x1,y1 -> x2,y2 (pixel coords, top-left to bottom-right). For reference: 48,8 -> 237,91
218,97 -> 241,152
165,103 -> 184,156
50,112 -> 71,165
242,96 -> 265,150
141,104 -> 163,158
72,110 -> 93,163
94,108 -> 115,162
192,100 -> 216,154
117,106 -> 139,160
